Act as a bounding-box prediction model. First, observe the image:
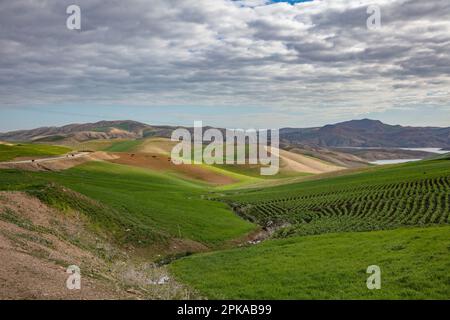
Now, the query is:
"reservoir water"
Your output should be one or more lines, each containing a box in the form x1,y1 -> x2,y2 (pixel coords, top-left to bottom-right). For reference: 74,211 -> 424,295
370,159 -> 422,165
368,148 -> 448,165
397,148 -> 449,154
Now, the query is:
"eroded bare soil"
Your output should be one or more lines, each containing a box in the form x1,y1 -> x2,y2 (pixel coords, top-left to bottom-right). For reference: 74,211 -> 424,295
0,192 -> 195,300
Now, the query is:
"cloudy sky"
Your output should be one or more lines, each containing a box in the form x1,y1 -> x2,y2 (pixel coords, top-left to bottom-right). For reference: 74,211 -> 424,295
1,0 -> 450,130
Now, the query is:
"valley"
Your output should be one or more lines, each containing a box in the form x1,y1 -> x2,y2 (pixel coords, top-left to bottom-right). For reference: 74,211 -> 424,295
0,119 -> 449,300
2,0 -> 449,304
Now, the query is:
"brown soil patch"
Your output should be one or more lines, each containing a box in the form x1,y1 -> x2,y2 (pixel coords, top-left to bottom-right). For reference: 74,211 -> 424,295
0,191 -> 194,300
0,192 -> 131,299
109,152 -> 237,185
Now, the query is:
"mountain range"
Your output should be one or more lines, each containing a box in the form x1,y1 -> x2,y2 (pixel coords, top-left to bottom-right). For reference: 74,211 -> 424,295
280,119 -> 450,148
1,119 -> 449,149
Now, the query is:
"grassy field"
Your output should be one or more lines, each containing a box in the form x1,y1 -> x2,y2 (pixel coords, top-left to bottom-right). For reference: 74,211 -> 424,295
0,161 -> 255,247
103,139 -> 144,152
0,143 -> 71,162
213,163 -> 312,180
171,225 -> 450,299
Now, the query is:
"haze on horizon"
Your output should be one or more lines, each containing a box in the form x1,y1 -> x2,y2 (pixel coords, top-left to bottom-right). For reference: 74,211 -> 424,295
1,0 -> 450,131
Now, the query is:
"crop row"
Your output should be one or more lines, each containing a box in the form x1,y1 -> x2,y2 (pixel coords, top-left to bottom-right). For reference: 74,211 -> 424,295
229,175 -> 450,237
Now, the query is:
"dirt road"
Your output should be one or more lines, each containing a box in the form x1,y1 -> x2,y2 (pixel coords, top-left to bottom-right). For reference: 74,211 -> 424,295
0,152 -> 90,165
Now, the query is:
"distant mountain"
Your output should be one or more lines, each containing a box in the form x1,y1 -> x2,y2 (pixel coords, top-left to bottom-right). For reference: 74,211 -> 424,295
280,119 -> 450,148
1,118 -> 449,149
0,120 -> 158,142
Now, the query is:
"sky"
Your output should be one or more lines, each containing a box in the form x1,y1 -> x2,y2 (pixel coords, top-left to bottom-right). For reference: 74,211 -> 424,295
1,0 -> 450,131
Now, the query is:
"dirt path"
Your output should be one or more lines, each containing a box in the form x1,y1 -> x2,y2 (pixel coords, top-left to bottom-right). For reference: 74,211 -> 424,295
1,152 -> 90,165
0,152 -> 118,171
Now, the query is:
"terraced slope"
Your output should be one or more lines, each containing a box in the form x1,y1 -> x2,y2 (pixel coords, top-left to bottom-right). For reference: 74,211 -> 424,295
220,158 -> 450,237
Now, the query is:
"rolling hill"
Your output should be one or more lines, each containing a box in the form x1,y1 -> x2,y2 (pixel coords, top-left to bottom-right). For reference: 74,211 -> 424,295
2,119 -> 450,150
0,130 -> 449,299
0,120 -> 168,142
0,161 -> 256,248
171,157 -> 450,299
220,157 -> 450,235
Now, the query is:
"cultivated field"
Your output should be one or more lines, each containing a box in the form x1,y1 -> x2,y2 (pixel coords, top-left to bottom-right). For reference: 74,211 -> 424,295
220,158 -> 450,236
171,157 -> 450,299
0,139 -> 449,300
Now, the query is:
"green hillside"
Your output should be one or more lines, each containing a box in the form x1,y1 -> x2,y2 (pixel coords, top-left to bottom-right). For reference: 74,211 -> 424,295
1,152 -> 449,299
170,158 -> 450,299
103,139 -> 144,152
0,161 -> 255,247
0,143 -> 71,162
219,159 -> 450,236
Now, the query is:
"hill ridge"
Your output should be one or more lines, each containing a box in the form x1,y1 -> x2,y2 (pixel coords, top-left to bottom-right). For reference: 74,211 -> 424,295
1,119 -> 450,148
